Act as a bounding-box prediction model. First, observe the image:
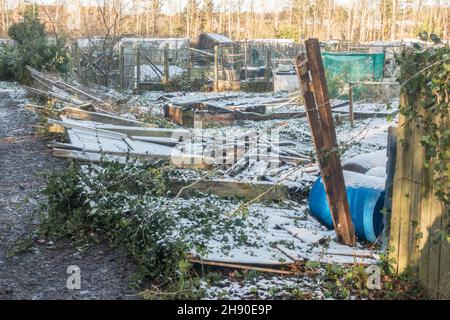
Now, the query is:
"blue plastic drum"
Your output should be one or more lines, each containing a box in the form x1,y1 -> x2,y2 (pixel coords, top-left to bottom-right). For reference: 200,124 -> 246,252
308,171 -> 385,243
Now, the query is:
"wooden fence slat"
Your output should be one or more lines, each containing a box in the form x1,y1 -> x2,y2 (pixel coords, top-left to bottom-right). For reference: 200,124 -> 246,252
389,117 -> 405,272
438,204 -> 450,299
407,113 -> 424,267
417,164 -> 433,289
427,193 -> 443,298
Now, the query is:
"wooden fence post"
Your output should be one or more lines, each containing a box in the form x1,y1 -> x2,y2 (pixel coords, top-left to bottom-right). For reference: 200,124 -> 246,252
214,45 -> 219,91
119,44 -> 125,90
72,40 -> 81,80
382,126 -> 397,248
244,39 -> 248,80
187,43 -> 191,83
348,83 -> 354,126
135,43 -> 141,92
294,38 -> 356,246
164,43 -> 169,84
265,49 -> 271,90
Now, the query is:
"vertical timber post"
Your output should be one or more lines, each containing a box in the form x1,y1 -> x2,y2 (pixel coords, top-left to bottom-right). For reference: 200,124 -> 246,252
164,43 -> 169,84
265,49 -> 271,91
136,43 -> 141,93
348,83 -> 354,127
294,38 -> 356,246
72,40 -> 81,80
119,44 -> 125,90
244,39 -> 248,80
214,45 -> 219,91
187,43 -> 191,83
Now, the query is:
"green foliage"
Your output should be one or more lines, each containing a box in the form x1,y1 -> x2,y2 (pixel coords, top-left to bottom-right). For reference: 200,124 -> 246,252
40,160 -> 190,282
417,31 -> 442,44
0,45 -> 15,80
396,44 -> 450,236
322,263 -> 423,299
0,6 -> 70,83
39,159 -> 262,296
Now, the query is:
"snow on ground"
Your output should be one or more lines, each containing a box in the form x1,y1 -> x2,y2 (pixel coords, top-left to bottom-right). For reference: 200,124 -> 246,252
135,64 -> 186,82
201,274 -> 326,300
125,90 -> 397,195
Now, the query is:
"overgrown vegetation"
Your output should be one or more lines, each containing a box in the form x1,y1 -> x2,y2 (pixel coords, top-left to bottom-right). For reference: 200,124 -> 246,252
0,6 -> 70,84
321,261 -> 423,299
39,159 -> 267,297
40,160 -> 191,286
396,43 -> 450,236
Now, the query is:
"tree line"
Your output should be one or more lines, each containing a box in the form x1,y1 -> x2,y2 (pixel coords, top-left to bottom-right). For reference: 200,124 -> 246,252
0,0 -> 448,42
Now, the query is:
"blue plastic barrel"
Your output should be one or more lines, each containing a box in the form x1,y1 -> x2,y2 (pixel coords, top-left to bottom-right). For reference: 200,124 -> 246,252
308,171 -> 385,243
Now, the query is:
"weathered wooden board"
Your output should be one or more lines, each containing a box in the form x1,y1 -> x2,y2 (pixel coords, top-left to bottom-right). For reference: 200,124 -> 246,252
169,178 -> 290,201
60,107 -> 155,127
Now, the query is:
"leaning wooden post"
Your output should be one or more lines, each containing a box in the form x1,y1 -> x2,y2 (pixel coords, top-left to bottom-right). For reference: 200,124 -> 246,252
265,49 -> 271,90
164,43 -> 169,84
135,43 -> 141,92
214,45 -> 219,91
294,39 -> 356,246
119,44 -> 125,90
348,82 -> 354,127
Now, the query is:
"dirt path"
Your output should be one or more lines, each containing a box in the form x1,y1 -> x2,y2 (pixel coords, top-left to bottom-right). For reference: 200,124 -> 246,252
0,83 -> 136,299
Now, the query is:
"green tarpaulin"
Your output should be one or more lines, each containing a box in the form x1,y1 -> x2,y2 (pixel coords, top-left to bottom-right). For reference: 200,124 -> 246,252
322,52 -> 385,81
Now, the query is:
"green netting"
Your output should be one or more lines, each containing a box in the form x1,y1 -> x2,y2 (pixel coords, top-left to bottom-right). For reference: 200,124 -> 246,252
322,52 -> 385,82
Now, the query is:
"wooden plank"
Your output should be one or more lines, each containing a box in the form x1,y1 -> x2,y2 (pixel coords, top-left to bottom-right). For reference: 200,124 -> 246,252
188,258 -> 295,275
348,84 -> 354,126
52,148 -> 211,170
169,179 -> 289,201
92,125 -> 191,139
389,107 -> 407,273
302,39 -> 355,246
406,109 -> 424,268
276,245 -> 378,265
396,98 -> 414,273
60,107 -> 155,127
417,160 -> 433,292
427,192 -> 443,298
438,203 -> 450,299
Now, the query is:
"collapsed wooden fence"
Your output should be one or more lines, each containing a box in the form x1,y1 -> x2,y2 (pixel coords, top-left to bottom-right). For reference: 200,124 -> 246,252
389,93 -> 449,299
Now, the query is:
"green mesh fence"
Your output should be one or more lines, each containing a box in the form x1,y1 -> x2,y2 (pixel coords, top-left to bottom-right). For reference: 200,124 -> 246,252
322,52 -> 385,82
